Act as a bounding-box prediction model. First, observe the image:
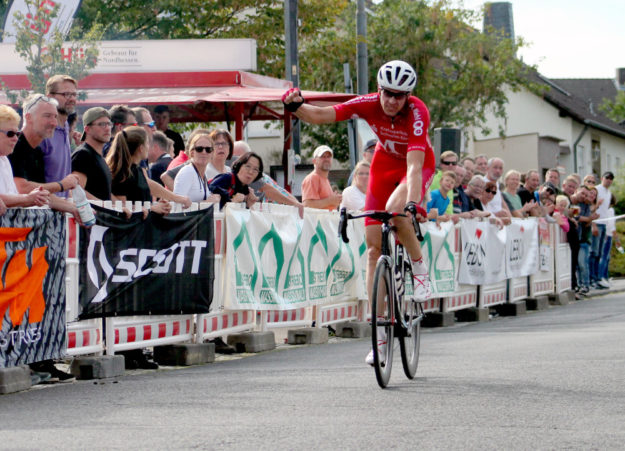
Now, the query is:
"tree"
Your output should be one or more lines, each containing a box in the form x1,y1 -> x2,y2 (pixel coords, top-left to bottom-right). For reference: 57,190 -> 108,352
67,0 -> 538,163
1,0 -> 102,103
366,0 -> 537,134
71,0 -> 348,80
600,91 -> 625,125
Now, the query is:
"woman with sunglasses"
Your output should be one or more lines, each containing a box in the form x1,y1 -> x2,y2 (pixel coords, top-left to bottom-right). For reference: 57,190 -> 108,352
173,133 -> 220,202
209,151 -> 262,210
107,126 -> 190,213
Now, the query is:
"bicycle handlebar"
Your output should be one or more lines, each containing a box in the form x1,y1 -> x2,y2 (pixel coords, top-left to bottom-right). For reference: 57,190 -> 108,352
337,208 -> 424,243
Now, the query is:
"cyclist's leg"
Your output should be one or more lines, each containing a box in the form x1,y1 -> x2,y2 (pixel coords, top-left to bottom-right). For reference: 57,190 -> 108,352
365,224 -> 382,303
386,182 -> 432,299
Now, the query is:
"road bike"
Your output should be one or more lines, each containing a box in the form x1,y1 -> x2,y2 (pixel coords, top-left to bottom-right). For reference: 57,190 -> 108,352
338,207 -> 425,388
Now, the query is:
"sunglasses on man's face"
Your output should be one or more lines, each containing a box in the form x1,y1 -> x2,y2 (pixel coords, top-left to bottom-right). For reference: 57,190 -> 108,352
193,146 -> 213,153
381,88 -> 409,99
441,160 -> 457,166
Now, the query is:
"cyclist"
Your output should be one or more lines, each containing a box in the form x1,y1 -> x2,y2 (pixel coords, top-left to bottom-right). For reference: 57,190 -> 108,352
283,60 -> 434,364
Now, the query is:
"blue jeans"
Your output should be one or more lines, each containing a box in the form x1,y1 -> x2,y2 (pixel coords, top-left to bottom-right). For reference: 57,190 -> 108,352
578,242 -> 591,288
589,224 -> 606,284
598,235 -> 613,280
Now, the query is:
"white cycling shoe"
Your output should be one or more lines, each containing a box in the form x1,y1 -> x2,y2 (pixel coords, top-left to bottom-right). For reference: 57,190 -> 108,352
365,326 -> 387,366
413,272 -> 432,300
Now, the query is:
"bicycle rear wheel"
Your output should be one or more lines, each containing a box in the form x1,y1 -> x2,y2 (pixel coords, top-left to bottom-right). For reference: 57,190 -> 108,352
399,263 -> 421,379
371,260 -> 395,388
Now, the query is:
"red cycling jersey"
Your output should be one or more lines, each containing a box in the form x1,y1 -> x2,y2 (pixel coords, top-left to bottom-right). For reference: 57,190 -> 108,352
334,93 -> 435,224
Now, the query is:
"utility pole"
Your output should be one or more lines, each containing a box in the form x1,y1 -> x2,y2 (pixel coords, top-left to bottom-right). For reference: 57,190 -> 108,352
284,0 -> 300,155
356,0 -> 368,95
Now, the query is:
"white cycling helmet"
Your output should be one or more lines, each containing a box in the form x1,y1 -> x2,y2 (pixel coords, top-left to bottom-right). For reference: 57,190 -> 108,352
377,60 -> 417,92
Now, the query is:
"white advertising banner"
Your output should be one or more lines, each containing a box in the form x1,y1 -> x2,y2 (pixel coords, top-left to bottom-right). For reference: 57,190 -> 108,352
505,218 -> 539,278
223,205 -> 365,310
0,39 -> 257,74
421,221 -> 456,295
458,220 -> 507,285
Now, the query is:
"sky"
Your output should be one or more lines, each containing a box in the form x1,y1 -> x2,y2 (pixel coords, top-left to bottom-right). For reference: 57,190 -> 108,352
459,0 -> 625,79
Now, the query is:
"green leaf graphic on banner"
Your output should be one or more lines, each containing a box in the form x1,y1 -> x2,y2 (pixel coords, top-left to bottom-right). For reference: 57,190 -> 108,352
307,221 -> 328,284
258,224 -> 284,291
284,221 -> 305,290
359,240 -> 366,257
330,238 -> 355,283
232,220 -> 259,291
433,229 -> 455,285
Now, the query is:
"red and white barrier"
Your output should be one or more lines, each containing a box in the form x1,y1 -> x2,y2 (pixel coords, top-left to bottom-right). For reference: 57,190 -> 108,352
55,202 -> 581,360
108,315 -> 194,353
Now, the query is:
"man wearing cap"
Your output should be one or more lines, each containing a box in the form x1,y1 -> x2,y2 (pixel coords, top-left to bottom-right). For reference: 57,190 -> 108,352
71,107 -> 113,200
301,145 -> 342,211
347,138 -> 376,186
154,105 -> 185,157
593,171 -> 614,288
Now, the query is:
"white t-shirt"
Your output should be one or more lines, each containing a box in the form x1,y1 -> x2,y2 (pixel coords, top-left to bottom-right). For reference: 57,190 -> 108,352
0,155 -> 18,194
606,207 -> 616,237
173,163 -> 210,202
340,185 -> 366,211
595,183 -> 612,219
205,163 -> 231,182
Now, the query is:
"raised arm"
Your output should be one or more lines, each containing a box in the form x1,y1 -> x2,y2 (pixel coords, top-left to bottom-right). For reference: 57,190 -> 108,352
282,88 -> 337,124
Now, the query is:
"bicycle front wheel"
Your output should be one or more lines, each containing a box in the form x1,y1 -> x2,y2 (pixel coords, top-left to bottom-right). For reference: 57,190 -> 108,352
400,264 -> 421,379
371,260 -> 395,388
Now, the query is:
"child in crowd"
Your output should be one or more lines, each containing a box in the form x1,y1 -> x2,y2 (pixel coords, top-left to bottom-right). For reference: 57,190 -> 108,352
552,194 -> 570,233
427,170 -> 455,221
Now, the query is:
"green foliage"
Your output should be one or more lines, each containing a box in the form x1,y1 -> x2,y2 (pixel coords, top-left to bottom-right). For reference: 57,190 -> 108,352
66,0 -> 537,162
367,0 -> 538,134
608,163 -> 625,215
608,222 -> 625,277
72,0 -> 348,80
1,0 -> 102,103
600,90 -> 625,125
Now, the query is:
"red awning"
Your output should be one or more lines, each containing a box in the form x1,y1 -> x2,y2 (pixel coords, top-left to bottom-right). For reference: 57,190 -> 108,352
0,71 -> 355,123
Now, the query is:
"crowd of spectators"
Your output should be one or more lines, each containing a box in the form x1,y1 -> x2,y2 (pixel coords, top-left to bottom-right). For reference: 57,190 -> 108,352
336,144 -> 619,299
1,73 -> 621,378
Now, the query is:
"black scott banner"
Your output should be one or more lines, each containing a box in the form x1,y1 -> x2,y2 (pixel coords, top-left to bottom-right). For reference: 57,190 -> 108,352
78,205 -> 214,319
1,209 -> 66,368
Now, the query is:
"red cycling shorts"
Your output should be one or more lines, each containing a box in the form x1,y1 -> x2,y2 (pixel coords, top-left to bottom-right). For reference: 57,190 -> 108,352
364,149 -> 434,226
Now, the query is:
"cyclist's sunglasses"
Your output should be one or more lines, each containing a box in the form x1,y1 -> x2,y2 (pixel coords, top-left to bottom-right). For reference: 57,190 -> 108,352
381,88 -> 409,98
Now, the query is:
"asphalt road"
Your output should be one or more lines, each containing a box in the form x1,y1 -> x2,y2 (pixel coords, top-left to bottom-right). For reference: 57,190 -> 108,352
2,292 -> 625,450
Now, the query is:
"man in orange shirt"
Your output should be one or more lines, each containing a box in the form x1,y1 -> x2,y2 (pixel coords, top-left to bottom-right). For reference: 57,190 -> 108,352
301,145 -> 342,211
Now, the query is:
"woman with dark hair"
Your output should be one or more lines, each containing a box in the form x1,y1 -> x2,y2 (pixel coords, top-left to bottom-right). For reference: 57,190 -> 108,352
205,129 -> 234,180
106,126 -> 190,213
209,151 -> 263,209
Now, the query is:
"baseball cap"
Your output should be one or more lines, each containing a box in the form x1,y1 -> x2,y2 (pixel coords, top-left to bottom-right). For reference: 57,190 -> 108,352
313,145 -> 333,159
364,139 -> 377,152
602,171 -> 614,179
81,107 -> 110,141
543,181 -> 559,195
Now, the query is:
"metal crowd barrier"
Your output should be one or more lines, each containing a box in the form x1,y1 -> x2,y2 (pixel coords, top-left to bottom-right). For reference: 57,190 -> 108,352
60,205 -> 573,359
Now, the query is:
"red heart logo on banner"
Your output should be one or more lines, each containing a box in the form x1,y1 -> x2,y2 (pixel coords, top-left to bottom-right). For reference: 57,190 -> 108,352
475,228 -> 482,239
520,226 -> 525,233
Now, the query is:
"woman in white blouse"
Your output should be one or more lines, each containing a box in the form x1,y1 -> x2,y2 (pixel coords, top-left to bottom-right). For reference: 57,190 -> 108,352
173,133 -> 220,202
340,160 -> 369,211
